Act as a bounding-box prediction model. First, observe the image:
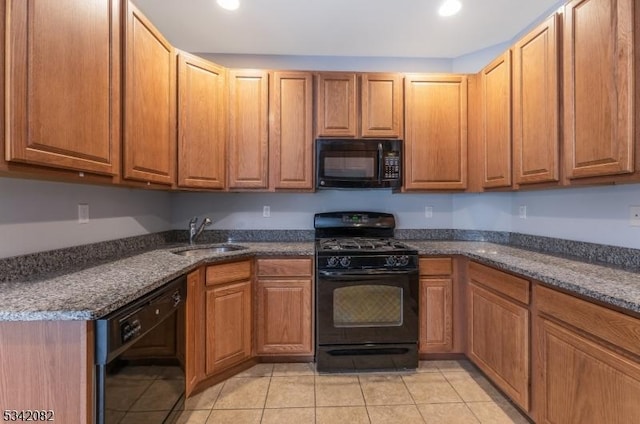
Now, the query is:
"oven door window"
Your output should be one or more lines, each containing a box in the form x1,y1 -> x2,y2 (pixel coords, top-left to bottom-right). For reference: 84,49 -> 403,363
333,285 -> 403,327
322,151 -> 377,179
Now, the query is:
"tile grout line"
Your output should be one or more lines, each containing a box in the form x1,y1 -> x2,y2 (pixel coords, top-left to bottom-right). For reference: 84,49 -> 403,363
399,371 -> 428,424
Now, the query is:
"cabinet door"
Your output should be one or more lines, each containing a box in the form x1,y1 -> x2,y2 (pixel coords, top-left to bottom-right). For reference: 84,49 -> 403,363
360,73 -> 403,138
536,318 -> 640,423
404,75 -> 468,190
481,51 -> 512,188
228,70 -> 269,189
468,283 -> 529,410
205,280 -> 252,374
185,269 -> 205,397
419,278 -> 453,353
513,14 -> 560,185
256,279 -> 313,354
123,1 -> 176,184
178,53 -> 227,189
269,72 -> 314,190
5,0 -> 120,175
563,0 -> 634,179
316,73 -> 358,138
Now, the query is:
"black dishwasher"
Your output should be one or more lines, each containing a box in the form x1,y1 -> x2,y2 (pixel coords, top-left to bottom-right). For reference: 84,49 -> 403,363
95,275 -> 186,424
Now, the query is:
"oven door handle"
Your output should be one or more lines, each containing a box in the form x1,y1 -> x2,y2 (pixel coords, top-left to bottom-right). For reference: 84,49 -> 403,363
377,142 -> 384,184
318,269 -> 417,278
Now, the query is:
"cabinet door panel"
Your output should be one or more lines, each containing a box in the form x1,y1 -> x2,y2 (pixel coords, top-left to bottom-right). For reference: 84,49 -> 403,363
468,283 -> 529,410
5,0 -> 120,175
256,279 -> 312,354
270,72 -> 314,189
205,280 -> 252,373
316,73 -> 357,137
481,51 -> 512,188
404,75 -> 468,190
228,70 -> 269,189
361,73 -> 403,138
178,53 -> 226,189
185,269 -> 205,396
123,2 -> 176,184
563,0 -> 634,179
419,278 -> 453,353
513,14 -> 560,185
536,318 -> 640,424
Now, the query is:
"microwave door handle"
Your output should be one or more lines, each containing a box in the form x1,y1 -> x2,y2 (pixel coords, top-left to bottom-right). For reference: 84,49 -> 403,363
377,142 -> 383,183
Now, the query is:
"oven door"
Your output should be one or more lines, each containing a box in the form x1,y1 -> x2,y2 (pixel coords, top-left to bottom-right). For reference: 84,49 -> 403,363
316,139 -> 387,188
316,269 -> 419,345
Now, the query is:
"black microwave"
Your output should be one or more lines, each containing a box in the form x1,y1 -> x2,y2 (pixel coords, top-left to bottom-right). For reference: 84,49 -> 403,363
316,139 -> 402,189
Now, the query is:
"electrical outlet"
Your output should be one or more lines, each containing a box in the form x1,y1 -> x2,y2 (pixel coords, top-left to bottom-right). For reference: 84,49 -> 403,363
424,206 -> 433,218
630,206 -> 640,226
263,205 -> 271,218
519,205 -> 527,219
78,203 -> 89,224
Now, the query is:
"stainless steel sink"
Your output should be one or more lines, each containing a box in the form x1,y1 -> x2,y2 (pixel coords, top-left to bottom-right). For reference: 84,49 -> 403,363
172,244 -> 247,256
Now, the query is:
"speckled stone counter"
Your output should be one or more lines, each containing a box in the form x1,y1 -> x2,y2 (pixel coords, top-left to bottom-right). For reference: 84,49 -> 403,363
404,241 -> 640,316
0,242 -> 313,321
1,239 -> 639,321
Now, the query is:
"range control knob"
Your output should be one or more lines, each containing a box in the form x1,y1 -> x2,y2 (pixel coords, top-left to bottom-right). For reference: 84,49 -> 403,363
327,256 -> 340,267
398,255 -> 409,266
339,256 -> 351,268
385,256 -> 398,267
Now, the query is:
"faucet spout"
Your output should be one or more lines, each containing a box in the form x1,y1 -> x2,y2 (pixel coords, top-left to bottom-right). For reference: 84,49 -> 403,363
189,216 -> 212,245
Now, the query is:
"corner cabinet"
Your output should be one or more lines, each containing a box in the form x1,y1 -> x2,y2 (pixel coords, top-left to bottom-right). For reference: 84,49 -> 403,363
512,14 -> 560,186
563,0 -> 635,180
123,1 -> 176,185
419,257 -> 454,353
5,0 -> 120,176
256,258 -> 313,355
467,262 -> 530,411
269,72 -> 314,190
228,70 -> 269,190
177,52 -> 227,190
534,285 -> 640,423
480,51 -> 512,189
204,260 -> 253,373
404,75 -> 468,190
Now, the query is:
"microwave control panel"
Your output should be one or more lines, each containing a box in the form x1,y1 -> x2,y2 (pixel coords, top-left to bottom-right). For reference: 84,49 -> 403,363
384,153 -> 400,179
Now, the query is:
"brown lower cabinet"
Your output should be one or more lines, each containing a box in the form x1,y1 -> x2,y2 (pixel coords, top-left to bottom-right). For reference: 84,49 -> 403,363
256,257 -> 313,355
533,285 -> 640,423
204,261 -> 252,374
467,262 -> 530,411
419,257 -> 454,353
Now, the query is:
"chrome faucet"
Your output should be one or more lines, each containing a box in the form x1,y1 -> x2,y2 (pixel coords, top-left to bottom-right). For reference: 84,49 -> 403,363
188,216 -> 212,245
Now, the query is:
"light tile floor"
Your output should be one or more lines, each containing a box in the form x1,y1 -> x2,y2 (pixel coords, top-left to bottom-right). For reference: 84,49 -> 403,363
175,360 -> 531,424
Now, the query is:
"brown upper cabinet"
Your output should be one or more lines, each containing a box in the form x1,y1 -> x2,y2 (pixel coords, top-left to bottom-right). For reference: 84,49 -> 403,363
512,14 -> 560,186
5,0 -> 121,176
316,72 -> 403,138
227,69 -> 269,190
123,1 -> 176,185
563,0 -> 635,180
480,51 -> 512,189
404,74 -> 468,190
269,72 -> 314,190
177,52 -> 227,190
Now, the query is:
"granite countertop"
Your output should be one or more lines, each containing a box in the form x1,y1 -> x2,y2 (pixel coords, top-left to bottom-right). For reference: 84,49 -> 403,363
0,240 -> 639,321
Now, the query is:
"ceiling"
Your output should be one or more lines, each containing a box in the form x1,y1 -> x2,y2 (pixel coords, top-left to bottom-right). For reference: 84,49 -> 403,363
132,0 -> 561,59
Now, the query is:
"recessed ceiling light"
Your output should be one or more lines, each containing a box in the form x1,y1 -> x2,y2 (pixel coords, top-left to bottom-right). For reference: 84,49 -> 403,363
217,0 -> 240,11
438,0 -> 462,17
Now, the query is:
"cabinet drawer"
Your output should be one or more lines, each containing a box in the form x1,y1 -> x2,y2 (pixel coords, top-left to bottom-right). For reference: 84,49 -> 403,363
257,258 -> 312,277
536,285 -> 640,357
206,260 -> 252,286
419,257 -> 453,276
469,262 -> 530,304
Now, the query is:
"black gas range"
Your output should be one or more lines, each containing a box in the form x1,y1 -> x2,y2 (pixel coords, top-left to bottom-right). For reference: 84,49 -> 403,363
314,212 -> 419,372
